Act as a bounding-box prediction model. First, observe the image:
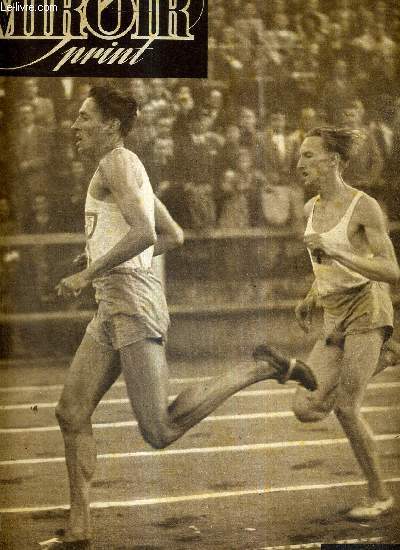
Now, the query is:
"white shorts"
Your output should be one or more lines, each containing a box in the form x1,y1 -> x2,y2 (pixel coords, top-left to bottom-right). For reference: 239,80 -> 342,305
86,269 -> 170,350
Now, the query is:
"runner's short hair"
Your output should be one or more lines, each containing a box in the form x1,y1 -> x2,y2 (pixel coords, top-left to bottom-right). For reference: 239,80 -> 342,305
89,86 -> 138,137
305,126 -> 362,162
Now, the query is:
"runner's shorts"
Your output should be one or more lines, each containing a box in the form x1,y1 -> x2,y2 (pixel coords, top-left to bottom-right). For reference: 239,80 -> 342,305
320,281 -> 393,343
86,269 -> 170,350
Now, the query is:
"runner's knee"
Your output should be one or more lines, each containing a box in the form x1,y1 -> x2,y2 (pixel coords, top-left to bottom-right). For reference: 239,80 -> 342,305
138,419 -> 175,449
55,401 -> 90,433
293,391 -> 331,423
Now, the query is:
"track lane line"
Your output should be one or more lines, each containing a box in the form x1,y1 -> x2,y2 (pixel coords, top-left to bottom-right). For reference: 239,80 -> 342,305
1,365 -> 399,393
1,405 -> 399,434
0,377 -> 212,394
0,389 -> 291,409
2,381 -> 400,410
1,433 -> 399,466
258,538 -> 384,550
1,477 -> 400,514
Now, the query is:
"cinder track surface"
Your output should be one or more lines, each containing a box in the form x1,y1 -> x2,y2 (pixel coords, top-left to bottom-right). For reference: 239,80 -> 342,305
1,357 -> 400,549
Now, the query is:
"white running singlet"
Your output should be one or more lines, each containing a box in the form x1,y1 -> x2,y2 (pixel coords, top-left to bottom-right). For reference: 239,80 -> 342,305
304,191 -> 371,296
85,147 -> 155,271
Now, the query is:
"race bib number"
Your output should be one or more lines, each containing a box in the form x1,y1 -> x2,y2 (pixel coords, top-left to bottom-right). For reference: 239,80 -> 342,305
85,212 -> 98,239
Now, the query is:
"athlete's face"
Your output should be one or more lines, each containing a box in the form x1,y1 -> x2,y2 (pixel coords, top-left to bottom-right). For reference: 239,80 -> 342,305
71,98 -> 110,155
297,136 -> 335,186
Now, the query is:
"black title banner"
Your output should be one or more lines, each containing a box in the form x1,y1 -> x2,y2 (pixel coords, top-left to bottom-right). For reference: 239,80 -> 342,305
0,0 -> 207,77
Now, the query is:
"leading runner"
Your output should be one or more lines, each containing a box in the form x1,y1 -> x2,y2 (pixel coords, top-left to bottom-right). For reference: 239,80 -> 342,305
43,86 -> 317,549
255,126 -> 400,520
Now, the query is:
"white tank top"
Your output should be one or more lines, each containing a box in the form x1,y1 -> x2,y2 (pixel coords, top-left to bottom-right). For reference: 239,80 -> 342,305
85,148 -> 154,272
304,191 -> 370,296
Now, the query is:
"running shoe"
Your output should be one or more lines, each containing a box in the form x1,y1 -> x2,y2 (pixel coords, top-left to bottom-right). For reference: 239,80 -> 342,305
252,344 -> 318,391
346,496 -> 394,520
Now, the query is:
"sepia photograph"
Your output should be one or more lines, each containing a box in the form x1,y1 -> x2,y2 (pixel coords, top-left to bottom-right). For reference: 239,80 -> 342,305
1,0 -> 400,548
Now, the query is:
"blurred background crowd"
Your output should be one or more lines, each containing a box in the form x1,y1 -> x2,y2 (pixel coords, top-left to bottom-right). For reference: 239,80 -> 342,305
1,0 -> 400,314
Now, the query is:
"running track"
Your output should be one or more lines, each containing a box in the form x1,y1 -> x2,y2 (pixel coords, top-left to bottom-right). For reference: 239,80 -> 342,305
1,357 -> 400,549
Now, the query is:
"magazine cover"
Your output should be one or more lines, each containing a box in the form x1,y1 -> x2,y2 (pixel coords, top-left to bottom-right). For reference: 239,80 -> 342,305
1,0 -> 400,548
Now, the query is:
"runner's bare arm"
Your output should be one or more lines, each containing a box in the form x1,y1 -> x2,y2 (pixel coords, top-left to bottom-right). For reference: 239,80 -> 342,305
85,149 -> 157,280
153,197 -> 184,257
304,197 -> 315,219
294,198 -> 320,331
295,279 -> 319,332
302,279 -> 319,302
301,197 -> 319,302
308,196 -> 399,284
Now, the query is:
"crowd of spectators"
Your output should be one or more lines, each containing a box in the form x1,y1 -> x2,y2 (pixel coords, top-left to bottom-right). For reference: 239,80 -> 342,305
1,0 -> 400,310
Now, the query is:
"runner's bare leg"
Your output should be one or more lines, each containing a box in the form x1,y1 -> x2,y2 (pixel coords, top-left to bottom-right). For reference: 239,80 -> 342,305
334,330 -> 390,501
120,339 -> 281,448
56,333 -> 121,540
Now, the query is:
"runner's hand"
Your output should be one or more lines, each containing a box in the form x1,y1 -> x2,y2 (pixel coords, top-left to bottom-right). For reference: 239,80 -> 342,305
56,270 -> 90,298
304,233 -> 340,260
